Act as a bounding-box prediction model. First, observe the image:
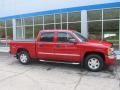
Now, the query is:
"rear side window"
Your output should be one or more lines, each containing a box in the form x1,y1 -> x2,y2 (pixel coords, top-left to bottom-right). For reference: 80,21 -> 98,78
40,32 -> 54,42
57,32 -> 74,42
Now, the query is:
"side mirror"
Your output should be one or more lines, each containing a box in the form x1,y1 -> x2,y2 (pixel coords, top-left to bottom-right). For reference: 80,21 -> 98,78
69,39 -> 77,44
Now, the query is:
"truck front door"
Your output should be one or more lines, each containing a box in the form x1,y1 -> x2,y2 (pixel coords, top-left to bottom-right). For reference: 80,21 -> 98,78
54,32 -> 80,62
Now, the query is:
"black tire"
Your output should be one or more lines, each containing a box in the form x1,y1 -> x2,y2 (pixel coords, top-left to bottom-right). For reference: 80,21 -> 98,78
84,54 -> 104,72
18,51 -> 31,64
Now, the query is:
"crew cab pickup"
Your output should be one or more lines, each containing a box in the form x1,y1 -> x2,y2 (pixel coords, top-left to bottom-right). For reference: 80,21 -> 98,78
10,30 -> 116,72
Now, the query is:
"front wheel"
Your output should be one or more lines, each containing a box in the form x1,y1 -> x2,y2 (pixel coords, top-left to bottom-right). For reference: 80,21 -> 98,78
18,51 -> 31,64
85,54 -> 104,72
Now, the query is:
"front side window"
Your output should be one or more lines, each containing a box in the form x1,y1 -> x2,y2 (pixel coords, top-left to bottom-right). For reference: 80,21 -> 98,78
74,31 -> 87,42
40,32 -> 54,42
57,32 -> 74,42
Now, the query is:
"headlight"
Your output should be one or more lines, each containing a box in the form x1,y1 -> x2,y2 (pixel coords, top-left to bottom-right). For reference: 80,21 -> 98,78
108,48 -> 114,55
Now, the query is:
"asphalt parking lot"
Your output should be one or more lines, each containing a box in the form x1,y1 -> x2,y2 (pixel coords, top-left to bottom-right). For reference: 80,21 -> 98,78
0,52 -> 120,90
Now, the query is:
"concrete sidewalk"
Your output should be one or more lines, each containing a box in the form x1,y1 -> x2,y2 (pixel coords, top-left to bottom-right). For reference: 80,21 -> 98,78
0,52 -> 120,90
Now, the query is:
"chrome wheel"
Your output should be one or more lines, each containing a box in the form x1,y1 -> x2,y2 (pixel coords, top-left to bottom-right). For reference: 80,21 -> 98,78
88,58 -> 100,70
18,51 -> 30,64
20,53 -> 28,63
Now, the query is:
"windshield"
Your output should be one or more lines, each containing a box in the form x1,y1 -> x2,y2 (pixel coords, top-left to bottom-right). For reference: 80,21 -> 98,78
74,31 -> 88,42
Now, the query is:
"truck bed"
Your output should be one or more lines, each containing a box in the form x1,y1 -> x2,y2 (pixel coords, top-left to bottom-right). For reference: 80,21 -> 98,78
10,40 -> 37,58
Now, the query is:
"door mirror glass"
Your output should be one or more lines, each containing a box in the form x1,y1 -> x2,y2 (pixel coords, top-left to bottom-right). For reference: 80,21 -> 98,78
69,39 -> 77,44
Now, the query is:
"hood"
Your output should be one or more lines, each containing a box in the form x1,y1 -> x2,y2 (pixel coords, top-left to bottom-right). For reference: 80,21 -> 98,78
86,40 -> 113,47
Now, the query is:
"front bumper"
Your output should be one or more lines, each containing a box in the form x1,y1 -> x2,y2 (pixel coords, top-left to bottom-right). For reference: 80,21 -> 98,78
105,54 -> 116,65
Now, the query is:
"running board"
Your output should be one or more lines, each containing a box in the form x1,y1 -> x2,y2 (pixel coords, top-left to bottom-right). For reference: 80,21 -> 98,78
39,59 -> 80,65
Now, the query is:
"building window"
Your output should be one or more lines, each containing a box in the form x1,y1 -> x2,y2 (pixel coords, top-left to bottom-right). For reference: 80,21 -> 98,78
6,20 -> 12,27
103,8 -> 119,48
6,28 -> 13,40
34,16 -> 43,25
87,10 -> 102,21
68,22 -> 81,32
25,26 -> 33,39
62,13 -> 67,23
16,17 -> 34,40
68,12 -> 81,32
62,23 -> 67,29
24,17 -> 33,25
55,24 -> 61,29
0,20 -> 13,47
44,15 -> 54,24
23,17 -> 34,39
16,27 -> 23,39
44,24 -> 54,30
34,25 -> 43,37
87,8 -> 120,49
0,28 -> 6,46
103,20 -> 119,48
103,8 -> 119,20
87,8 -> 102,38
34,16 -> 44,38
55,14 -> 61,23
16,19 -> 24,39
68,12 -> 81,22
88,21 -> 102,40
0,21 -> 6,46
0,21 -> 5,28
0,28 -> 5,38
14,11 -> 81,41
16,19 -> 22,27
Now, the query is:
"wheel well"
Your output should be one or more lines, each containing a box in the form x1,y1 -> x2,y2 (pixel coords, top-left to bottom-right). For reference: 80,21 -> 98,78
84,52 -> 105,62
16,48 -> 29,59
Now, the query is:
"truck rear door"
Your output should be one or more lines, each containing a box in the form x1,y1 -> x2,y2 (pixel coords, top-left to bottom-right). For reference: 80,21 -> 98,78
36,32 -> 55,60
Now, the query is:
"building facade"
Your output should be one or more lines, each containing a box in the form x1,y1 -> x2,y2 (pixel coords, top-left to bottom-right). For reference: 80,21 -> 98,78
0,0 -> 120,49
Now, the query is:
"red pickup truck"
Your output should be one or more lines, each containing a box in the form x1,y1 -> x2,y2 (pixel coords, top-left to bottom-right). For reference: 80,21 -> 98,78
10,30 -> 116,72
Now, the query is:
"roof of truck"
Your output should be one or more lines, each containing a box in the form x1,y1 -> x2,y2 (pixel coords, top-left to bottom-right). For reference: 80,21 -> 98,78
39,29 -> 75,32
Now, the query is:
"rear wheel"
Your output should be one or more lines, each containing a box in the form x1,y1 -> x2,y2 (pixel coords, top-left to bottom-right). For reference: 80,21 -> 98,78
85,54 -> 104,72
18,51 -> 30,64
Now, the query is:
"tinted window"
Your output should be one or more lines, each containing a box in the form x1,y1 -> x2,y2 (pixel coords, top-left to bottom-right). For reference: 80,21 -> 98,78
40,32 -> 54,42
74,31 -> 87,42
57,32 -> 74,42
